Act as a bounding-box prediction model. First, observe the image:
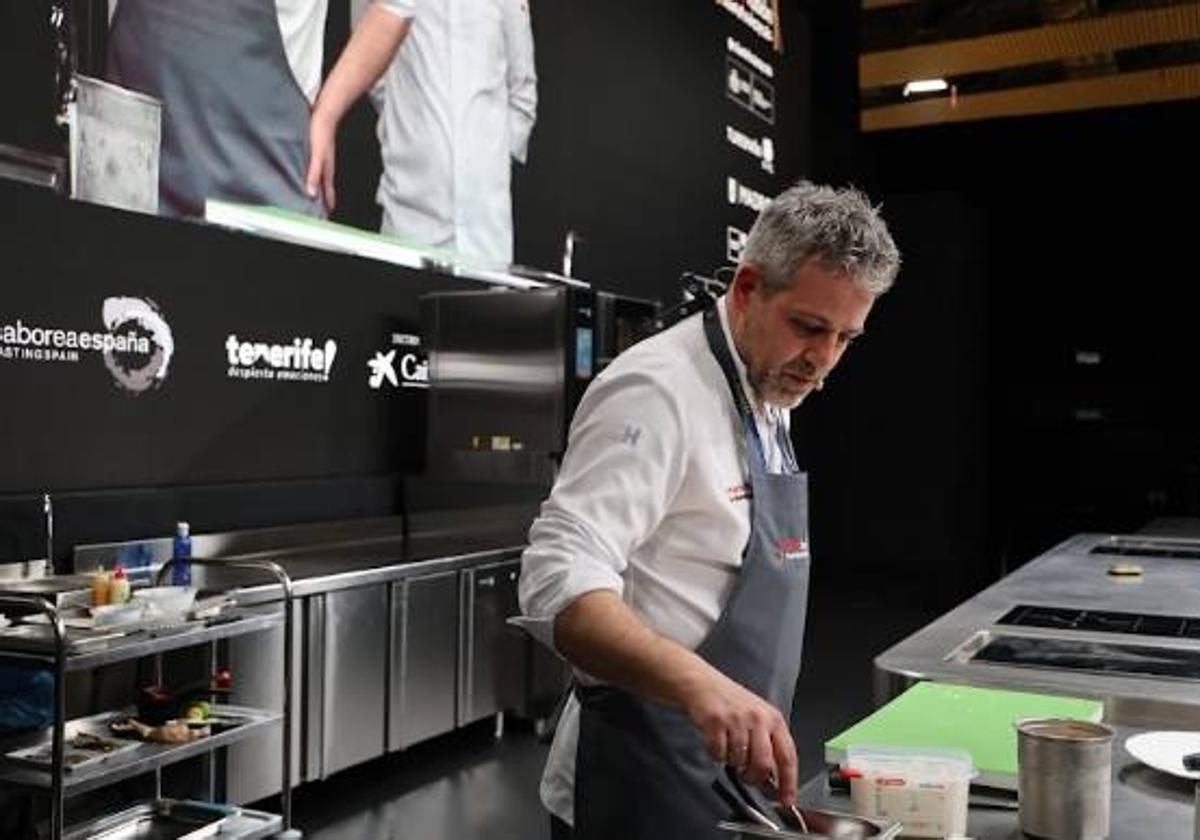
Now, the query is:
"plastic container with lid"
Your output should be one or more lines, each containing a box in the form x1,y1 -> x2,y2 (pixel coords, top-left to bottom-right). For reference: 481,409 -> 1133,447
845,744 -> 975,838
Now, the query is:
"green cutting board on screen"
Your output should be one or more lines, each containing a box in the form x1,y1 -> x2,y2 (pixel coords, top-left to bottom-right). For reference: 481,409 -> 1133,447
823,681 -> 1104,790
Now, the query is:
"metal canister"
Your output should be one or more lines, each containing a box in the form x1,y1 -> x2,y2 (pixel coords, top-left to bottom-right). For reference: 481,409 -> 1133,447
1016,718 -> 1114,839
1193,782 -> 1199,840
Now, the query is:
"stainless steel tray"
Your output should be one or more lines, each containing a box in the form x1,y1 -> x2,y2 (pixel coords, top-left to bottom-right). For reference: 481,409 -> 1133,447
0,622 -> 129,654
65,801 -> 226,840
0,575 -> 93,607
65,801 -> 282,840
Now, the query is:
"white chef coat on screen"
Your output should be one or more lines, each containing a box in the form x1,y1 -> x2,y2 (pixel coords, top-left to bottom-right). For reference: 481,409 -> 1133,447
373,0 -> 538,266
110,0 -> 413,104
517,296 -> 794,825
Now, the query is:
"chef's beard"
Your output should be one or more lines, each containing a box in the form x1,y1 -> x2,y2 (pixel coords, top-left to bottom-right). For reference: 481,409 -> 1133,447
748,363 -> 818,410
736,301 -> 821,410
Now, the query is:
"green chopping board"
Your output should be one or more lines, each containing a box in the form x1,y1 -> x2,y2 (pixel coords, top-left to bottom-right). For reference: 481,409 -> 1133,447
824,681 -> 1104,789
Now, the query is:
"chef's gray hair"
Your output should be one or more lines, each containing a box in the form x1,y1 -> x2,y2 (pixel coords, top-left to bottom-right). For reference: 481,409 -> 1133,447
741,181 -> 900,297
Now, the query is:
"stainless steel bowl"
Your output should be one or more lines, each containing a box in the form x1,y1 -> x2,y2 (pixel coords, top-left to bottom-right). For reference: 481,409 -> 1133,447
719,808 -> 902,839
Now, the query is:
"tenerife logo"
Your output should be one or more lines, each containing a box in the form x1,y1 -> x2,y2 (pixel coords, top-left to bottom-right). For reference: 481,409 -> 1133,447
0,296 -> 174,394
225,335 -> 338,384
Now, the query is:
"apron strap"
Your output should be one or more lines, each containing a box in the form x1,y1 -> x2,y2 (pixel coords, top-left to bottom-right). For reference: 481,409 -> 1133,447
702,307 -> 770,474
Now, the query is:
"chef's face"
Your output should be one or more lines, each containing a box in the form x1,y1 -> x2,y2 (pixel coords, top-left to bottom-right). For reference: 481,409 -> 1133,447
729,260 -> 875,410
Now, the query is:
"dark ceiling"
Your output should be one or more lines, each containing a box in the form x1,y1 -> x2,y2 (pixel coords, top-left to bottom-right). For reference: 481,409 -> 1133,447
859,0 -> 1200,129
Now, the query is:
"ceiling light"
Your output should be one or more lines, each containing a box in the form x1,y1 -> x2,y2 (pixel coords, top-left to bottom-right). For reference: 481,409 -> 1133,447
902,78 -> 949,96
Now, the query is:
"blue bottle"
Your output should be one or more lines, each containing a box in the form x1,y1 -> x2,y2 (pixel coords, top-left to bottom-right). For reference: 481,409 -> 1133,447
171,522 -> 192,587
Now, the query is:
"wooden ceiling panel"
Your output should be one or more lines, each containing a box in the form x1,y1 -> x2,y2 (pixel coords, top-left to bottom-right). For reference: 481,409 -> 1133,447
861,3 -> 1200,88
862,60 -> 1200,129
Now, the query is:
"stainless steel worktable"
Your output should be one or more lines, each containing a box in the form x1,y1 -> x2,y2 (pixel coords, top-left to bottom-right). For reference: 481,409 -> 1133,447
179,504 -> 537,602
801,723 -> 1195,839
874,532 -> 1200,718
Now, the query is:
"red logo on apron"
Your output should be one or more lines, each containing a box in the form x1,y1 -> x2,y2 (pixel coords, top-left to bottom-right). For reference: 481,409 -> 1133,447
774,536 -> 810,566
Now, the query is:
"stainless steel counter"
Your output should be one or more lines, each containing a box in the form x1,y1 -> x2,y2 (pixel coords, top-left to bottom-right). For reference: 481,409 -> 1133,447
801,721 -> 1196,839
69,504 -> 541,603
875,532 -> 1200,723
203,539 -> 525,603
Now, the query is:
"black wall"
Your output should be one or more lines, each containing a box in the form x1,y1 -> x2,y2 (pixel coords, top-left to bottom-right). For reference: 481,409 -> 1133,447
780,1 -> 1200,607
0,178 -> 549,566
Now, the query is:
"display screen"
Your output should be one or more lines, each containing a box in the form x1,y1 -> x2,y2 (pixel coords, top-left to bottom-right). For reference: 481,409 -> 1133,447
575,327 -> 594,379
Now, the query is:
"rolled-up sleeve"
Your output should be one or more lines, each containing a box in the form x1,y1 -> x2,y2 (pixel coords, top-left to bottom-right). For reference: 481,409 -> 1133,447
371,0 -> 415,18
516,369 -> 687,651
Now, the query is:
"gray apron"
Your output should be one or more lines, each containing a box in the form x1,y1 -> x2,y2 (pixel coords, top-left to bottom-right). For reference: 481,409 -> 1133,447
107,0 -> 325,219
574,308 -> 812,840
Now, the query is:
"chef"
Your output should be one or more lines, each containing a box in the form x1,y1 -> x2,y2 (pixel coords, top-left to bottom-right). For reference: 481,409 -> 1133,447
371,0 -> 537,265
106,0 -> 412,218
518,182 -> 901,839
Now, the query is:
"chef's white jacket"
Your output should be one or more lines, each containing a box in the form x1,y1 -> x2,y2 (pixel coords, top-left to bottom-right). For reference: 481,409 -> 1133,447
373,0 -> 538,266
518,296 -> 794,825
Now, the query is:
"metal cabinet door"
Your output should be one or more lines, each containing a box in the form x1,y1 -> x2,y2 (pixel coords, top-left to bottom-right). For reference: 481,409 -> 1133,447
459,558 -> 524,725
321,584 -> 388,776
219,600 -> 305,804
388,571 -> 459,750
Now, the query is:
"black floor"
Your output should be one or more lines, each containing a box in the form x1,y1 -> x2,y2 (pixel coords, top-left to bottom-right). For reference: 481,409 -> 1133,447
285,593 -> 935,840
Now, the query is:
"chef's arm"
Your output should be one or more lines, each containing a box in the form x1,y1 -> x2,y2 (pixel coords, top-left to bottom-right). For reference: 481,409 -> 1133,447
504,0 -> 538,163
555,589 -> 799,806
306,3 -> 412,209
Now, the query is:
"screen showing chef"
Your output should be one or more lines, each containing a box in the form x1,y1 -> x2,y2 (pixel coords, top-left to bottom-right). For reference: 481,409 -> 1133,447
364,0 -> 537,267
101,0 -> 537,267
104,0 -> 409,218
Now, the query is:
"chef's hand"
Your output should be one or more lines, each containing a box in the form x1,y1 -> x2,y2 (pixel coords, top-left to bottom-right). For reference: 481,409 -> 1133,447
551,591 -> 798,804
306,112 -> 337,212
684,671 -> 798,806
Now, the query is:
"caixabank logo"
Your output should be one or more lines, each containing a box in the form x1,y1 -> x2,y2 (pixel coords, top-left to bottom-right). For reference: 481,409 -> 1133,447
0,296 -> 175,395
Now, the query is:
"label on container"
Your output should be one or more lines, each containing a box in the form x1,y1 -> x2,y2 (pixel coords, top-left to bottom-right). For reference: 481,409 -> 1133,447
852,775 -> 959,839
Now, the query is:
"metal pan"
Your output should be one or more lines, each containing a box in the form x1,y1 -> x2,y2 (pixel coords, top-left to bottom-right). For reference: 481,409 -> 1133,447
718,810 -> 902,840
64,801 -> 229,840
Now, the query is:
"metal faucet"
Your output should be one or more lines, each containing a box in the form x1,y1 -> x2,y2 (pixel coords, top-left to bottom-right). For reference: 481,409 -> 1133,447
43,493 -> 54,574
561,230 -> 581,278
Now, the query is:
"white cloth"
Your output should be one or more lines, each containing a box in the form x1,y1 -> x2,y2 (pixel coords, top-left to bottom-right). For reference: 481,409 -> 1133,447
110,0 -> 412,104
374,0 -> 537,266
517,296 -> 792,825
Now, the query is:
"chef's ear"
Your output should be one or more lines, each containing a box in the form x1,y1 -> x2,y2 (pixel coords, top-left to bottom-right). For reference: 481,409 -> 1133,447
730,264 -> 764,309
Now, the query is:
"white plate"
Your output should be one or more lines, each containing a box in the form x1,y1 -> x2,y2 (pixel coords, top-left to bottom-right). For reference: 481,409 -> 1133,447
1125,731 -> 1200,780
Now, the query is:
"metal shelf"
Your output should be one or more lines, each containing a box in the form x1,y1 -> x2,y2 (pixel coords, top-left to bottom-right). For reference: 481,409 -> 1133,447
0,705 -> 280,797
0,556 -> 301,840
0,607 -> 283,672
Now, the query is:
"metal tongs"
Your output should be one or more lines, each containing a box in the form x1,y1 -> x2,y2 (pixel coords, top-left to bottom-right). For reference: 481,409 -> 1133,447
713,765 -> 811,834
